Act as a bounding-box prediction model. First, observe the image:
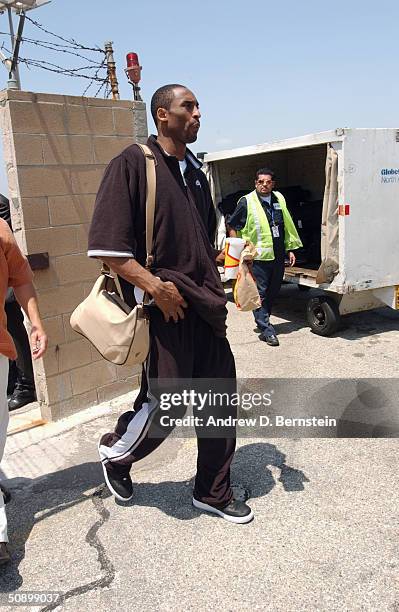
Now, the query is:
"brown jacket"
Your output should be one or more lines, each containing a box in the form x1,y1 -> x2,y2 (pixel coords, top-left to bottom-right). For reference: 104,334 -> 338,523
88,136 -> 228,337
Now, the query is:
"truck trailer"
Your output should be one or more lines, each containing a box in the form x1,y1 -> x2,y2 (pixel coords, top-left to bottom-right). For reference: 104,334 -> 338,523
204,128 -> 399,336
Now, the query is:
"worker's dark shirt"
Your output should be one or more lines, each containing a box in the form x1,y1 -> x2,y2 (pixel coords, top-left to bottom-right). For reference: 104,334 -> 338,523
228,191 -> 286,260
0,194 -> 11,229
88,135 -> 228,337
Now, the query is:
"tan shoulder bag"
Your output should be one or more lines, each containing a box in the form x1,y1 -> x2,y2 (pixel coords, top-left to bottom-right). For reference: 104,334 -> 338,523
70,144 -> 156,366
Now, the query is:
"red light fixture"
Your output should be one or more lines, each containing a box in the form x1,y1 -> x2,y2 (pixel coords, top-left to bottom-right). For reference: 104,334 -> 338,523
125,52 -> 141,85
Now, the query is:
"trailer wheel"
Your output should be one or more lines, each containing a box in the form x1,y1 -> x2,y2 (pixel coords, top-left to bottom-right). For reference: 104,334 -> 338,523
307,296 -> 341,336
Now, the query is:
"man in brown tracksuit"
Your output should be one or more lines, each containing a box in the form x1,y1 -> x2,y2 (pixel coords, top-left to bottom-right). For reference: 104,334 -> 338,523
88,84 -> 253,523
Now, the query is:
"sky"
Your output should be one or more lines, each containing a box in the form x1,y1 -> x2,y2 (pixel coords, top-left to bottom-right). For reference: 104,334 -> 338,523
1,0 -> 399,193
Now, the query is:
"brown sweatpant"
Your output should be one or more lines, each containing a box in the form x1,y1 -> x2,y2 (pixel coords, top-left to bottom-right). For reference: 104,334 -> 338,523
98,307 -> 237,507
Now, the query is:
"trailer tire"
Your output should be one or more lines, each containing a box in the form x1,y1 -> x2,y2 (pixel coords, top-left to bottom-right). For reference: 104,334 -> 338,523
307,296 -> 341,336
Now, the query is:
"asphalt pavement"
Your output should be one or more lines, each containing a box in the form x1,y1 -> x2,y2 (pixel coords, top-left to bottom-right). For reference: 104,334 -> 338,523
1,284 -> 398,611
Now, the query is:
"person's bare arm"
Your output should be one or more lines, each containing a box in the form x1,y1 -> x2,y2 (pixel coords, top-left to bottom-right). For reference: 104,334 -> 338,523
101,257 -> 187,323
13,282 -> 48,359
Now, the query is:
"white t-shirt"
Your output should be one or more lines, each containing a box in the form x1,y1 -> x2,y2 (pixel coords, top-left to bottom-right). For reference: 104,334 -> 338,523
179,159 -> 188,185
162,148 -> 187,185
260,194 -> 272,205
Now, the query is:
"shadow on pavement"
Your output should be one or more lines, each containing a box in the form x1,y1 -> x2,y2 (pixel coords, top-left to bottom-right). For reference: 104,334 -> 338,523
119,442 -> 309,518
0,461 -> 104,594
0,442 -> 308,596
233,441 -> 309,495
268,285 -> 398,339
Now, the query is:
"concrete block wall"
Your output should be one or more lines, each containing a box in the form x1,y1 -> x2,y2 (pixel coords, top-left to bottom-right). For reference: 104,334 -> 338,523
0,89 -> 148,420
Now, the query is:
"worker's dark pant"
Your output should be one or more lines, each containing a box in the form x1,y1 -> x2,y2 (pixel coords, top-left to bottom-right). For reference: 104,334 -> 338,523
5,293 -> 35,393
99,307 -> 236,508
252,258 -> 285,336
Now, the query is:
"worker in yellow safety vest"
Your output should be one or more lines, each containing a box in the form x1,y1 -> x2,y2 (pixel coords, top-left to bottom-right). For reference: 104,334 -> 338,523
228,167 -> 302,346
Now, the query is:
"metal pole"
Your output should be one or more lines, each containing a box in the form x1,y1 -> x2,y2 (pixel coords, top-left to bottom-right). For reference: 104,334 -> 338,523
10,12 -> 25,82
7,7 -> 21,89
133,83 -> 142,102
104,41 -> 120,100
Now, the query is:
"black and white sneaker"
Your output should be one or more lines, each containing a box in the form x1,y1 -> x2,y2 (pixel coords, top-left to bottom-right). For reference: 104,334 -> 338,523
98,439 -> 133,501
192,497 -> 254,524
100,461 -> 133,501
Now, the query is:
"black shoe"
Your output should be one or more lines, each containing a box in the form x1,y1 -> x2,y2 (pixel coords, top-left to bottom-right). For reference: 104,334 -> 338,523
260,333 -> 279,347
0,484 -> 11,505
100,461 -> 133,502
231,483 -> 251,502
192,497 -> 254,524
8,385 -> 36,411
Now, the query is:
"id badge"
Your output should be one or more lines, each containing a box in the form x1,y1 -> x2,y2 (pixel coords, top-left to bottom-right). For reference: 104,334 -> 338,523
272,225 -> 280,238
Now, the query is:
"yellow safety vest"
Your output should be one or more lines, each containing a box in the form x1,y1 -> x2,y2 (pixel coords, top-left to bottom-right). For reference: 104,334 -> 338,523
237,190 -> 302,261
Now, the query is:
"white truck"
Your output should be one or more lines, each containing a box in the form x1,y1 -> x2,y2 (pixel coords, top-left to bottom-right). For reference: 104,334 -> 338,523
204,128 -> 399,336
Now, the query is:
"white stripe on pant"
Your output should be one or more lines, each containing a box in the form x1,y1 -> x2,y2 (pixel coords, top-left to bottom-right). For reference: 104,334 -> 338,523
99,395 -> 159,464
98,357 -> 159,464
0,355 -> 9,543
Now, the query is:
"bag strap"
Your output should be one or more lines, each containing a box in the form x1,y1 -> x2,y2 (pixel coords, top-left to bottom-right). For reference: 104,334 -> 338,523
102,143 -> 157,303
136,143 -> 157,270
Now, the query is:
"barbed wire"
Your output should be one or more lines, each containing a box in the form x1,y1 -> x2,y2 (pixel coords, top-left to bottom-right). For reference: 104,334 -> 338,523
19,57 -> 107,81
17,36 -> 103,64
1,41 -> 105,78
0,31 -> 104,66
93,78 -> 108,98
0,17 -> 111,97
82,55 -> 108,96
0,29 -> 103,56
24,14 -> 104,53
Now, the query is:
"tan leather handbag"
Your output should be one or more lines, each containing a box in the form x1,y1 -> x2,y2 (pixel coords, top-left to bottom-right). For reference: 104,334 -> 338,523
70,144 -> 156,366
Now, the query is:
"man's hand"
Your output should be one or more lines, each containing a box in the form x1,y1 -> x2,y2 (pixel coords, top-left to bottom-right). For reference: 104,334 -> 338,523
152,280 -> 188,322
288,251 -> 296,267
215,250 -> 225,264
30,325 -> 48,360
100,257 -> 188,322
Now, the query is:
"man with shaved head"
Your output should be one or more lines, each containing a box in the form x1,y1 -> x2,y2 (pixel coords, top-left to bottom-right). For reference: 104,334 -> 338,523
88,85 -> 253,524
